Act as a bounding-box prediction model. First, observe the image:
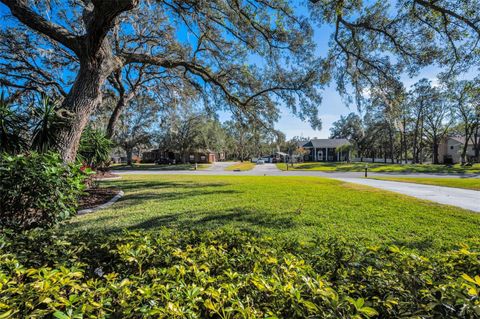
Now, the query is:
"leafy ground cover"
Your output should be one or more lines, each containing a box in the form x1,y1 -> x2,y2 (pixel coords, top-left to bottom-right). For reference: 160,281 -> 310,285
276,162 -> 480,174
224,162 -> 256,171
68,175 -> 480,251
111,163 -> 210,171
372,177 -> 480,191
1,228 -> 479,318
3,174 -> 480,318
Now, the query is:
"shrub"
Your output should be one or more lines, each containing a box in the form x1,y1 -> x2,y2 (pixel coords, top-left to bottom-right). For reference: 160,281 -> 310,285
0,152 -> 87,230
0,93 -> 28,154
77,127 -> 113,170
0,229 -> 478,318
31,95 -> 68,153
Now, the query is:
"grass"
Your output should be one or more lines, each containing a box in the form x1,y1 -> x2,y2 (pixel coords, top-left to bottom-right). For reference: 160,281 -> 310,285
111,163 -> 210,171
371,176 -> 480,191
68,174 -> 480,252
224,162 -> 255,171
276,162 -> 480,174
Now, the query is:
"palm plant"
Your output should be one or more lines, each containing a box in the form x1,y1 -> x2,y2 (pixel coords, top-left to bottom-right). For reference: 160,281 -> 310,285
77,127 -> 113,169
31,95 -> 65,153
0,92 -> 28,154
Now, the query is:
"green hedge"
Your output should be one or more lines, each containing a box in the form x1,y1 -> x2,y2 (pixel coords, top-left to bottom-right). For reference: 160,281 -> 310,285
0,229 -> 479,318
0,152 -> 87,230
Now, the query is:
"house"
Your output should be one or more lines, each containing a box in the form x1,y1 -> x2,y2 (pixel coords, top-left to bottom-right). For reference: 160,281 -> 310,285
298,139 -> 351,162
142,148 -> 223,164
438,136 -> 477,164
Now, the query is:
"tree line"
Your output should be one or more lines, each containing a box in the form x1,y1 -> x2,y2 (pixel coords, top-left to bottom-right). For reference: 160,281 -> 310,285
330,77 -> 480,164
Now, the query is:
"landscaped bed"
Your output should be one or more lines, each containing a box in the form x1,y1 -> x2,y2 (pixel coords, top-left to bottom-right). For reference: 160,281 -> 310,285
276,162 -> 480,174
3,174 -> 480,318
78,187 -> 121,210
2,228 -> 479,318
371,176 -> 480,191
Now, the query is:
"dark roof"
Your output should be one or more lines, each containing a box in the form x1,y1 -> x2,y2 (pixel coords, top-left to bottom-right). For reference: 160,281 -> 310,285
295,140 -> 309,147
302,139 -> 350,148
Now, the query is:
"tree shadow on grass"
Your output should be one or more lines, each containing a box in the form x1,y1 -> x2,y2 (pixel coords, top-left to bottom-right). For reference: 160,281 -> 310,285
114,180 -> 230,192
76,207 -> 298,236
118,189 -> 240,204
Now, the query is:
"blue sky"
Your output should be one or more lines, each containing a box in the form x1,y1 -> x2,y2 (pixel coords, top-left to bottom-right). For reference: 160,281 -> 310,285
269,30 -> 446,139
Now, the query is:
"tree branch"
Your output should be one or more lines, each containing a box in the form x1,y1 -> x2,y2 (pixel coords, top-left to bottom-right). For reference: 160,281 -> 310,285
414,0 -> 480,36
0,0 -> 80,54
84,0 -> 139,54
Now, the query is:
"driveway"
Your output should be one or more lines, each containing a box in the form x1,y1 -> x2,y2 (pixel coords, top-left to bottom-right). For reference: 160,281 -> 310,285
204,161 -> 237,172
335,178 -> 480,212
250,163 -> 282,174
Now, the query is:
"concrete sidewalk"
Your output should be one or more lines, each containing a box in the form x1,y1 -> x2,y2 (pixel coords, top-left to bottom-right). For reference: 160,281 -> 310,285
335,178 -> 480,212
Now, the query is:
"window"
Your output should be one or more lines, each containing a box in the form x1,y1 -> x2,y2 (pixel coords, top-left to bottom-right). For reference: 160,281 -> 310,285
201,155 -> 206,160
450,146 -> 454,150
189,155 -> 195,160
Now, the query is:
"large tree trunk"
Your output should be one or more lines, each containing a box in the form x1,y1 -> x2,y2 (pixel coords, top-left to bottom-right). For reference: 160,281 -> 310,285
1,0 -> 137,162
54,63 -> 108,162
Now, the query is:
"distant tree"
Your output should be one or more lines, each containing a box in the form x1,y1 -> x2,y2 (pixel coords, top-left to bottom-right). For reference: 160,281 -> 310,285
330,113 -> 364,149
408,79 -> 431,163
199,119 -> 228,157
422,88 -> 452,164
293,146 -> 310,163
158,107 -> 213,163
448,79 -> 480,164
115,96 -> 159,165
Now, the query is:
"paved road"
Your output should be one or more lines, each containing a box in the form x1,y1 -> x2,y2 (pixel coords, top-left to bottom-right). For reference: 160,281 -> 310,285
114,164 -> 480,178
113,164 -> 479,212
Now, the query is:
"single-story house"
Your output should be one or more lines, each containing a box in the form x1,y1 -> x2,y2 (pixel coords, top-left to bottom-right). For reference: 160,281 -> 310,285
299,138 -> 351,162
142,149 -> 224,164
438,136 -> 477,164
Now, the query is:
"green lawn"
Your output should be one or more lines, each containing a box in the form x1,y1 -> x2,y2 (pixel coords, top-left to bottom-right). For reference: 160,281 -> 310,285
111,163 -> 210,170
372,176 -> 480,191
277,162 -> 480,173
68,174 -> 480,252
224,162 -> 255,171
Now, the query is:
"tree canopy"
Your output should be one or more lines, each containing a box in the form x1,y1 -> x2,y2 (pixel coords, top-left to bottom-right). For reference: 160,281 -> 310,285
0,0 -> 324,161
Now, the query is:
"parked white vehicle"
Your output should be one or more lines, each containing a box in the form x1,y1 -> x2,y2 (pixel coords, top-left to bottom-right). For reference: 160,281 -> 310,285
256,159 -> 265,164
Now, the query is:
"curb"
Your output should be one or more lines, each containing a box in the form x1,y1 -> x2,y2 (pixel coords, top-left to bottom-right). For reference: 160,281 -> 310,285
77,190 -> 124,215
